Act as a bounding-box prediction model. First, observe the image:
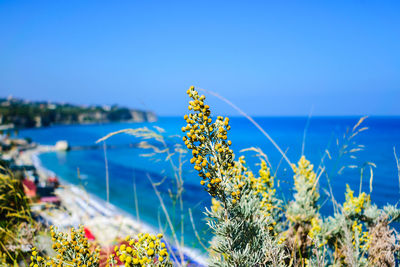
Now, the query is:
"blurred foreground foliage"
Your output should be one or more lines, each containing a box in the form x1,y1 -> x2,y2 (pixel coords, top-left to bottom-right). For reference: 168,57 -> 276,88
0,168 -> 38,266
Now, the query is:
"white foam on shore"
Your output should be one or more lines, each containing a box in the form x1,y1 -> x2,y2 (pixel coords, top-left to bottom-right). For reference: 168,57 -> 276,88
29,145 -> 208,266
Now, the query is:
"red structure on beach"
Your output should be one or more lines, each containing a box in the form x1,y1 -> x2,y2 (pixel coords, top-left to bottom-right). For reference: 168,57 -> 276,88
22,179 -> 36,197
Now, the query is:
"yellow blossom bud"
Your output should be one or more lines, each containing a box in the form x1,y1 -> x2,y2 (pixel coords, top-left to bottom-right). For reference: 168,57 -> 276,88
147,249 -> 154,256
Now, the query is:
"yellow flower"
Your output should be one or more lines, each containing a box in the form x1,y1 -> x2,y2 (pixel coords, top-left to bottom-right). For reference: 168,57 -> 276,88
183,86 -> 234,197
147,249 -> 154,256
343,184 -> 370,215
309,217 -> 322,239
125,256 -> 132,263
211,198 -> 222,213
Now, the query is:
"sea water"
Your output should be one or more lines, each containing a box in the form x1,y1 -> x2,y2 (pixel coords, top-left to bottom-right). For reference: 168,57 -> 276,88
19,116 -> 400,251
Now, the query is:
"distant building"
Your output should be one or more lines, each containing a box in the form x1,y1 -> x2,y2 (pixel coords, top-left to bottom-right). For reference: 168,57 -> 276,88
34,116 -> 42,127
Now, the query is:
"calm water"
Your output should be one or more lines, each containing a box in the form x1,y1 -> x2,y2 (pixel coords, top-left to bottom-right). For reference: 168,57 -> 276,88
19,116 -> 400,251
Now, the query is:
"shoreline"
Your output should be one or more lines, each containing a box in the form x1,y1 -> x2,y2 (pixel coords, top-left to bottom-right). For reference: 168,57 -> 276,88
21,143 -> 208,266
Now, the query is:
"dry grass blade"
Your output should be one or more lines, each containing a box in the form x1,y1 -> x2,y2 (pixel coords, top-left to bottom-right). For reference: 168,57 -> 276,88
96,129 -> 133,143
240,147 -> 273,170
132,173 -> 140,223
302,106 -> 314,156
96,127 -> 164,143
274,146 -> 290,179
369,165 -> 374,194
394,147 -> 400,193
146,173 -> 185,266
102,141 -> 110,203
188,208 -> 208,251
138,141 -> 168,154
358,162 -> 375,195
352,116 -> 368,132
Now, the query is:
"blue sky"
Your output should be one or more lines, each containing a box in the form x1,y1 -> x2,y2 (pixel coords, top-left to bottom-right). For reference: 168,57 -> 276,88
0,1 -> 399,116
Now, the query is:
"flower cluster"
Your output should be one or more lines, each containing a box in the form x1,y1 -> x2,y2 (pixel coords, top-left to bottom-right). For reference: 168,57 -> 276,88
228,156 -> 250,204
30,225 -> 100,267
235,158 -> 282,232
287,156 -> 319,223
182,87 -> 285,266
292,156 -> 318,199
110,233 -> 172,267
257,160 -> 277,215
182,86 -> 234,197
285,156 -> 321,259
308,217 -> 321,240
211,198 -> 222,214
308,216 -> 328,248
351,221 -> 371,251
343,184 -> 370,215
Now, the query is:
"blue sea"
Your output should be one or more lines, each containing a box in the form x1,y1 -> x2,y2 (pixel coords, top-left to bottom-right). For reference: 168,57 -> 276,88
19,117 -> 400,252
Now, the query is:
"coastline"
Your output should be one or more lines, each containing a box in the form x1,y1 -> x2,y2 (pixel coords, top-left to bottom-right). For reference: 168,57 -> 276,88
21,143 -> 208,266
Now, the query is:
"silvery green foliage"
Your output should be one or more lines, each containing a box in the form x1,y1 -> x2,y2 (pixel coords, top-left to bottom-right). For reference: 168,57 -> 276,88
320,214 -> 342,241
360,203 -> 400,223
285,157 -> 320,259
340,222 -> 368,267
383,205 -> 400,223
206,193 -> 286,267
357,203 -> 400,225
305,242 -> 328,267
286,156 -> 319,224
363,204 -> 381,223
286,181 -> 318,223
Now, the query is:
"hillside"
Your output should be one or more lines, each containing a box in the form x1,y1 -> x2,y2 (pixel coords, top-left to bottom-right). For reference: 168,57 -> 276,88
0,97 -> 157,128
